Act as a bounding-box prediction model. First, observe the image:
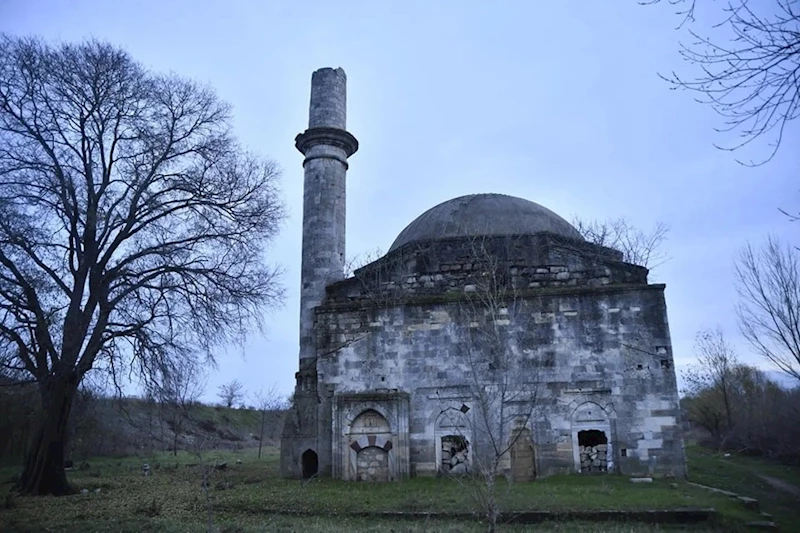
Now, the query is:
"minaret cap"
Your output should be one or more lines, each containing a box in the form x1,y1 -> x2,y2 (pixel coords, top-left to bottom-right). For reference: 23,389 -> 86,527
296,67 -> 358,158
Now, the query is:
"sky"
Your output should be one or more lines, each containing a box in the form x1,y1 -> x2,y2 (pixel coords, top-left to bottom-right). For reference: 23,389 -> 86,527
2,0 -> 797,403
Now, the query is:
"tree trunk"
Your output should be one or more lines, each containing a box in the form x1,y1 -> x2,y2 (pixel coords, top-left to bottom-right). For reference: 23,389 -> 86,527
173,418 -> 179,456
16,374 -> 78,496
258,408 -> 266,459
486,461 -> 500,533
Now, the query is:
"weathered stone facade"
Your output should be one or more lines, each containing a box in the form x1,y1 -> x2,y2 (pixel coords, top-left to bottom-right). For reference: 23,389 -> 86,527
280,68 -> 686,481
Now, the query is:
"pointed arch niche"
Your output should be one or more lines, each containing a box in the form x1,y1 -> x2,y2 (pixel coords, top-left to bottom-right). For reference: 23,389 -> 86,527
349,409 -> 392,481
335,392 -> 410,481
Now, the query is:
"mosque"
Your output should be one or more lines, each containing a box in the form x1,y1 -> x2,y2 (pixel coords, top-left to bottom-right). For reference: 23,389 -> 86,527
280,68 -> 685,482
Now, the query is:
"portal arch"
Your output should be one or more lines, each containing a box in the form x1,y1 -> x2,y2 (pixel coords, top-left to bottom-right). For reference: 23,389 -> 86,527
571,402 -> 613,473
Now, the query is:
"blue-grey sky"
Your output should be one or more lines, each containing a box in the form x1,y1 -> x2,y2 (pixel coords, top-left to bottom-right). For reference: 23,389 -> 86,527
2,1 -> 797,402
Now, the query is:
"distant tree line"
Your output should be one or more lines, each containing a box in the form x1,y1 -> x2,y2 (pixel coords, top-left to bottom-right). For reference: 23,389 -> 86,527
682,328 -> 800,460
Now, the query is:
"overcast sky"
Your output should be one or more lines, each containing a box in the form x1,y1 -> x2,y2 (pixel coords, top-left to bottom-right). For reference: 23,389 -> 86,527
2,1 -> 797,402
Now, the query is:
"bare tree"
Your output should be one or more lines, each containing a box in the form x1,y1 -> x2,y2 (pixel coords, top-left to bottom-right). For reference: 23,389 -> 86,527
343,247 -> 384,278
735,237 -> 800,384
0,36 -> 284,495
646,0 -> 800,165
682,327 -> 740,444
152,359 -> 207,456
217,379 -> 245,409
444,236 -> 542,533
253,384 -> 289,459
571,217 -> 670,270
682,360 -> 800,454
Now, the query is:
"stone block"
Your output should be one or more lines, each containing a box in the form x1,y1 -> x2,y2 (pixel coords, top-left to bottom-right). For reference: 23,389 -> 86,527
737,496 -> 760,511
744,521 -> 776,530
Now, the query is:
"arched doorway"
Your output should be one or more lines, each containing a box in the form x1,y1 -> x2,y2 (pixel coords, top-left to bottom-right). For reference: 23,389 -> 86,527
509,427 -> 536,481
349,409 -> 392,482
301,449 -> 318,479
571,402 -> 612,473
435,408 -> 471,475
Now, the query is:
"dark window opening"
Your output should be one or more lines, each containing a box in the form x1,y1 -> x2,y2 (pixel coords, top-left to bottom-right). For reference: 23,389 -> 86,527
636,364 -> 643,370
301,449 -> 318,479
621,448 -> 627,457
578,429 -> 607,447
660,360 -> 671,369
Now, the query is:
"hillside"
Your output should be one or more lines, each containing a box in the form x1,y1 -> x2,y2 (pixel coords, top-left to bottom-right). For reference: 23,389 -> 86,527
0,387 -> 286,465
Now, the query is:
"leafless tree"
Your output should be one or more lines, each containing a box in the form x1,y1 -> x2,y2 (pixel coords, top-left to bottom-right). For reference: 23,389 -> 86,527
343,247 -> 384,278
645,0 -> 800,165
571,217 -> 670,270
682,327 -> 740,443
735,237 -> 800,384
217,379 -> 245,409
0,36 -> 284,495
253,384 -> 289,459
151,358 -> 207,456
190,434 -> 222,533
444,236 -> 542,533
683,353 -> 800,457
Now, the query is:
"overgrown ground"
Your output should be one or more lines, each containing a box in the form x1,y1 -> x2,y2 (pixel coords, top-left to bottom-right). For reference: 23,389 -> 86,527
685,444 -> 800,528
1,392 -> 282,468
0,446 -> 794,532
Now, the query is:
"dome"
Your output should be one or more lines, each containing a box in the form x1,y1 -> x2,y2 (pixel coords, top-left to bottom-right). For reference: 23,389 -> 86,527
389,193 -> 583,252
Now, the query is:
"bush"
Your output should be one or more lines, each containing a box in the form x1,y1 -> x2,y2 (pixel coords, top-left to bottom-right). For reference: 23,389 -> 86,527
198,419 -> 217,432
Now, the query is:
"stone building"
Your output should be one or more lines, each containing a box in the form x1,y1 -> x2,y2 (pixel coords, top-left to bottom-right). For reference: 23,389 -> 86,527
280,67 -> 685,482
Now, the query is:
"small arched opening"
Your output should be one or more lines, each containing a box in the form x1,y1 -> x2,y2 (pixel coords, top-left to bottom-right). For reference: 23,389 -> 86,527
301,449 -> 318,479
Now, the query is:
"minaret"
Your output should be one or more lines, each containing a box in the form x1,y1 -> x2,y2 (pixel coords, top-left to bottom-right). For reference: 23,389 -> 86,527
295,67 -> 358,371
282,68 -> 357,479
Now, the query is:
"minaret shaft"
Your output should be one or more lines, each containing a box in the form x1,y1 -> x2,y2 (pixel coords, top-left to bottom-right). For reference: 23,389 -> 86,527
296,68 -> 358,368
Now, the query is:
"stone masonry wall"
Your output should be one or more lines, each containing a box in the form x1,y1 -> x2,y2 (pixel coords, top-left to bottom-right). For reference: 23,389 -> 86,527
315,283 -> 685,479
326,233 -> 647,305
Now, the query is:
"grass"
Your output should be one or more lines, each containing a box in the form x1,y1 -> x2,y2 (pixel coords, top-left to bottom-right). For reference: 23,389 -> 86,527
0,516 -> 735,533
0,445 -> 792,532
685,444 -> 800,527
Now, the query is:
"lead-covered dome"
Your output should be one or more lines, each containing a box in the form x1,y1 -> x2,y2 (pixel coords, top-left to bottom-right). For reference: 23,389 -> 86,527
389,193 -> 583,252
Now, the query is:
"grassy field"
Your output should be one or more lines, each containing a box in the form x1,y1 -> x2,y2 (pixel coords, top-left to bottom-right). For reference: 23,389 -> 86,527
685,444 -> 800,528
0,445 -> 794,532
